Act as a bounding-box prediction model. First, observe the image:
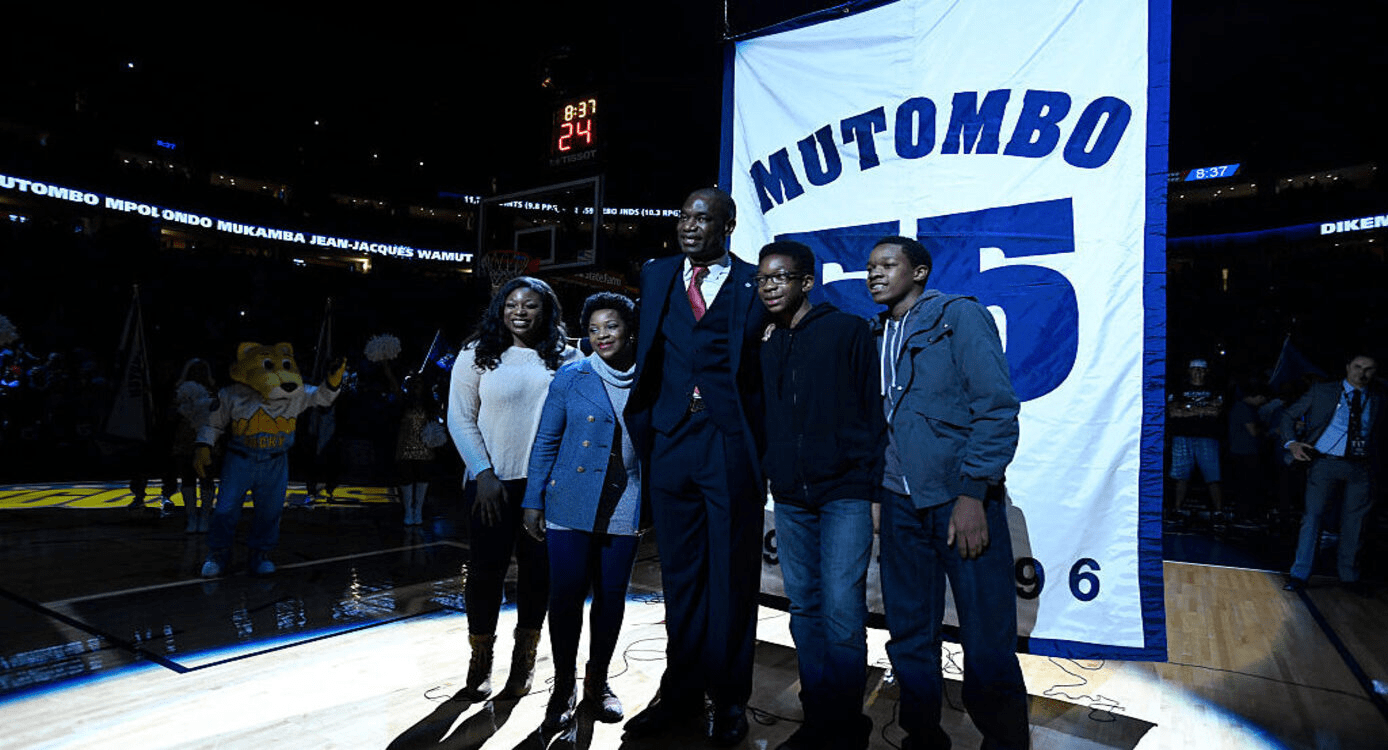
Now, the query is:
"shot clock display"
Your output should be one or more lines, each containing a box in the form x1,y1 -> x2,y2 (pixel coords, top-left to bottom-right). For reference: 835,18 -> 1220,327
550,96 -> 599,165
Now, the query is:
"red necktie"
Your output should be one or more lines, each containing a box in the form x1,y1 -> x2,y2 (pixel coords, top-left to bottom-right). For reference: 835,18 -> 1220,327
688,265 -> 709,321
687,266 -> 710,402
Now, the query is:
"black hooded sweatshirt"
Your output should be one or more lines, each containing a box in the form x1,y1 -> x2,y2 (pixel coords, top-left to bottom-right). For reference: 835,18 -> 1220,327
759,303 -> 886,508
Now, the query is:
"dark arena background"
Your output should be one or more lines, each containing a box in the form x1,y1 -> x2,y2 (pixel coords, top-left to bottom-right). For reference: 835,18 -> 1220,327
2,3 -> 1387,749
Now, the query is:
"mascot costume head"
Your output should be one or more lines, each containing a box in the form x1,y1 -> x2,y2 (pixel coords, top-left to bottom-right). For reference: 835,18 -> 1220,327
229,342 -> 309,398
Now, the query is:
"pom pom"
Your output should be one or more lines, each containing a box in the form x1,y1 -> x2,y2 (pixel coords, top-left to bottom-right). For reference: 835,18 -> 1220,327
175,381 -> 211,420
365,334 -> 401,362
422,420 -> 448,449
0,315 -> 18,347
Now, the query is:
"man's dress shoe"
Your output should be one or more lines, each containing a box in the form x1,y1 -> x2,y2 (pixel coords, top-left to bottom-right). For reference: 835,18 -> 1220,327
710,703 -> 749,746
623,695 -> 702,737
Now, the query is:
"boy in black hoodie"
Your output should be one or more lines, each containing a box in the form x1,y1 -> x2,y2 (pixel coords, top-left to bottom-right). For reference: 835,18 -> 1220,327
756,240 -> 884,750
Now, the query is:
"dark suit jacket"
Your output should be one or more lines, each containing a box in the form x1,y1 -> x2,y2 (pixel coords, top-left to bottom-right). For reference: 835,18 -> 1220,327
625,253 -> 767,473
1280,380 -> 1384,464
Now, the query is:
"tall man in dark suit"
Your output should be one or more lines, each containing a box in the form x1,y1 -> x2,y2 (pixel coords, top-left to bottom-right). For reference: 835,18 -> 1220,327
623,188 -> 767,746
1280,353 -> 1381,594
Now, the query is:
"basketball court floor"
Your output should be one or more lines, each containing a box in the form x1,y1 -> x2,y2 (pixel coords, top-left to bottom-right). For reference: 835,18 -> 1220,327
1,482 -> 1385,749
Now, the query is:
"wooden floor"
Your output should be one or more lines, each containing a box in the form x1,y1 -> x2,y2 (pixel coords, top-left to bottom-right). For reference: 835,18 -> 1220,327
1,484 -> 1386,749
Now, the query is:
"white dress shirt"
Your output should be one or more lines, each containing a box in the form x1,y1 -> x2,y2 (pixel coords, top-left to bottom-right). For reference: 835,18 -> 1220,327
682,253 -> 733,307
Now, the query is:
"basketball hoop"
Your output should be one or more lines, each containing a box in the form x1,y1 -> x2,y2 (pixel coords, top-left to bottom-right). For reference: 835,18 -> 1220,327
479,250 -> 532,294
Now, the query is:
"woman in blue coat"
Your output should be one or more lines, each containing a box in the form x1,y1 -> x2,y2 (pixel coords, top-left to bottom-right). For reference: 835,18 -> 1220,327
523,292 -> 642,733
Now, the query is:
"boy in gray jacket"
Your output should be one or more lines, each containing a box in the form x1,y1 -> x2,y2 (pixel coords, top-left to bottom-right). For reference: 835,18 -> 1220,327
868,236 -> 1029,750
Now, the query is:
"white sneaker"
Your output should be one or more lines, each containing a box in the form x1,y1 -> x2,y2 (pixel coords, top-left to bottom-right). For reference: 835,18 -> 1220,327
251,557 -> 276,576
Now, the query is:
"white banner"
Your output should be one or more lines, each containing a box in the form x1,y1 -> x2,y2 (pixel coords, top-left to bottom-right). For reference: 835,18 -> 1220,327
733,0 -> 1168,659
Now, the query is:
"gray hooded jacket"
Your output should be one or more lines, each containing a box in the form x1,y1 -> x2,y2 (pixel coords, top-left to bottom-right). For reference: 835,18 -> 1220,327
874,289 -> 1019,508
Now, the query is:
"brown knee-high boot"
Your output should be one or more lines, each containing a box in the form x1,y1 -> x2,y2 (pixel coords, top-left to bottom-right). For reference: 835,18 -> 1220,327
463,633 -> 495,699
499,626 -> 542,697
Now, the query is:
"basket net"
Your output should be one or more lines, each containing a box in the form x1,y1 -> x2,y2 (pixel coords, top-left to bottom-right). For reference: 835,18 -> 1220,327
479,250 -> 532,294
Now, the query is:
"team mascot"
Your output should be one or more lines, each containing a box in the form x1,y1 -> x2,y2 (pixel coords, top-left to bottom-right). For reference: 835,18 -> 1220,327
195,342 -> 345,577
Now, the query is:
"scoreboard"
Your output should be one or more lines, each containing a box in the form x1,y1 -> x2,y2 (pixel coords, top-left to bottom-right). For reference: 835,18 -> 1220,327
550,95 -> 600,167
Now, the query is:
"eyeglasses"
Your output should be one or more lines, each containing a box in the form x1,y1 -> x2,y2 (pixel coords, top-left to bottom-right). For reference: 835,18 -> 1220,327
753,272 -> 808,288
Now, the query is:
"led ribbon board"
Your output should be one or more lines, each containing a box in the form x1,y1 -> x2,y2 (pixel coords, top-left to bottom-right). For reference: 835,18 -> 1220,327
0,174 -> 472,264
729,0 -> 1169,659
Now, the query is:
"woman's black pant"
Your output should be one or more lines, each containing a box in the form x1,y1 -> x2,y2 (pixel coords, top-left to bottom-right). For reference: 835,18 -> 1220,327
463,478 -> 549,635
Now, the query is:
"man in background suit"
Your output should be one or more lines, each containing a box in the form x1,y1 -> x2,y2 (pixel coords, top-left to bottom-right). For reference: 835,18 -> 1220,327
1280,353 -> 1381,595
623,188 -> 767,746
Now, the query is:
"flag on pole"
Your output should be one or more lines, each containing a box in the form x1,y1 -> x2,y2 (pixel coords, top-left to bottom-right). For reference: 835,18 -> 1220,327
105,285 -> 154,442
418,329 -> 446,375
310,297 -> 335,384
1268,334 -> 1325,391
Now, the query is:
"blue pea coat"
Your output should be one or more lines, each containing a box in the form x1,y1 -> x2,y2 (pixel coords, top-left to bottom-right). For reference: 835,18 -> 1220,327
521,358 -> 637,532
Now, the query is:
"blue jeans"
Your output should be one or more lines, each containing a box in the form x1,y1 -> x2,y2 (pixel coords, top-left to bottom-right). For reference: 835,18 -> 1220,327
207,450 -> 289,560
775,499 -> 872,735
546,529 -> 640,678
880,491 -> 1029,750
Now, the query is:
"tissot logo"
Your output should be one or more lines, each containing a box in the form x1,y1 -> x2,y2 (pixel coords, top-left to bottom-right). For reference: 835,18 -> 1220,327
780,198 -> 1078,402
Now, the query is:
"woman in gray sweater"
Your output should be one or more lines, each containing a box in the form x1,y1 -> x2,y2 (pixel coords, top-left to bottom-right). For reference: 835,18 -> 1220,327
447,276 -> 579,699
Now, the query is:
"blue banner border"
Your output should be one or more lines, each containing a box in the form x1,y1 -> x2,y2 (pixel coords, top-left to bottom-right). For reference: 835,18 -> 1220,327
1138,0 -> 1171,662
